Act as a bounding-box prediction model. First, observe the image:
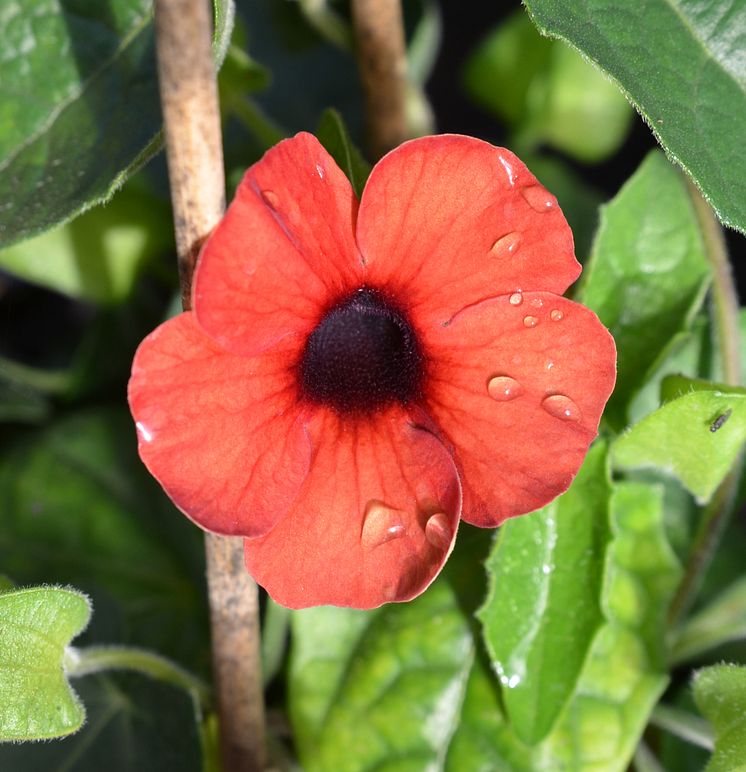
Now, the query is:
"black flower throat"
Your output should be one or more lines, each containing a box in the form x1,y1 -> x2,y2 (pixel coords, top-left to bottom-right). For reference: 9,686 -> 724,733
300,288 -> 424,413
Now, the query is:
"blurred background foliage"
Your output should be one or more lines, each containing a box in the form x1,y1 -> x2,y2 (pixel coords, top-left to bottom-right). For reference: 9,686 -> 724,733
1,0 -> 746,769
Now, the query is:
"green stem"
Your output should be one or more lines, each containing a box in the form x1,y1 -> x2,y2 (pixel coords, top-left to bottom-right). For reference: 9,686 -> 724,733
650,704 -> 714,751
298,0 -> 353,51
668,183 -> 742,627
65,645 -> 211,709
633,741 -> 666,772
66,645 -> 218,770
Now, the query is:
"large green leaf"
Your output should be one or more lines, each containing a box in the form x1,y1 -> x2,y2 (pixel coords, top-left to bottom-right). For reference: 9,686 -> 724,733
537,482 -> 682,770
523,0 -> 746,234
0,586 -> 90,741
464,10 -> 632,162
0,0 -> 234,248
478,442 -> 611,744
694,665 -> 746,772
289,579 -> 474,771
0,408 -> 207,665
580,151 -> 710,430
613,391 -> 746,504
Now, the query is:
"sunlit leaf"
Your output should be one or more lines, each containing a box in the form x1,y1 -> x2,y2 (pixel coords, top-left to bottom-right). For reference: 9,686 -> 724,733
613,391 -> 746,503
0,586 -> 90,741
694,664 -> 746,772
479,442 -> 611,744
538,482 -> 681,769
523,0 -> 746,234
580,151 -> 711,430
289,579 -> 473,770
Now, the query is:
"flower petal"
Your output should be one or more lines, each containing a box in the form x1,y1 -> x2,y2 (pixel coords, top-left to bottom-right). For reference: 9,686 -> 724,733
244,407 -> 462,609
358,135 -> 580,326
193,132 -> 363,355
128,312 -> 310,536
423,293 -> 616,527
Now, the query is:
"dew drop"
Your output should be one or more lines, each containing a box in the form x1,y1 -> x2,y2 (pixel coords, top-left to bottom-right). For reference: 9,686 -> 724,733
523,315 -> 539,328
509,292 -> 523,306
542,394 -> 581,422
529,297 -> 544,309
521,185 -> 555,212
315,163 -> 325,179
135,421 -> 154,443
550,309 -> 564,321
487,375 -> 524,402
261,189 -> 279,208
425,512 -> 453,550
498,155 -> 517,186
544,360 -> 554,371
490,232 -> 522,257
361,501 -> 406,550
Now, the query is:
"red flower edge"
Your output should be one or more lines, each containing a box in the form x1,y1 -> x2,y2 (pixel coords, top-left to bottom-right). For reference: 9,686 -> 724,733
128,132 -> 616,609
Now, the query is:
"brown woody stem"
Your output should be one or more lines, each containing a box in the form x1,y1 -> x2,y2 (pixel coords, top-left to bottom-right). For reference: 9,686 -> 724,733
351,0 -> 409,159
154,1 -> 266,769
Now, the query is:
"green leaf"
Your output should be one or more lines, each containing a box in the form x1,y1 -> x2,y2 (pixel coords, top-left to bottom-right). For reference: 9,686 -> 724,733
465,10 -> 632,162
672,576 -> 746,666
612,391 -> 746,504
0,586 -> 90,741
0,0 -> 234,248
523,0 -> 746,234
694,665 -> 746,772
0,408 -> 207,665
316,108 -> 371,198
580,151 -> 711,430
0,179 -> 172,304
444,654 -> 533,771
478,441 -> 611,744
0,672 -> 202,771
538,482 -> 681,770
289,579 -> 473,771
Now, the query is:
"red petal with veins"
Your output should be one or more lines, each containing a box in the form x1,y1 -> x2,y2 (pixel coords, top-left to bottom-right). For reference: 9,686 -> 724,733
358,135 -> 580,327
244,406 -> 462,609
423,293 -> 616,527
193,132 -> 363,355
128,312 -> 309,537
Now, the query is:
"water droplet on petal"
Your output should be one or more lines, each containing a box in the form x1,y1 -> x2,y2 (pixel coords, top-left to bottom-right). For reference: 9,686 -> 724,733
545,360 -> 554,371
542,394 -> 582,422
261,189 -> 279,208
136,421 -> 154,443
425,512 -> 453,550
490,232 -> 522,257
315,163 -> 325,180
498,155 -> 517,186
487,375 -> 524,401
530,297 -> 544,309
523,315 -> 539,328
509,292 -> 523,306
361,501 -> 406,550
521,185 -> 555,212
550,309 -> 564,321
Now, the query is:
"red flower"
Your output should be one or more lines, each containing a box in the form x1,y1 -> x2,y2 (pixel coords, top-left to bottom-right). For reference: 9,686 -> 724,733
128,133 -> 616,609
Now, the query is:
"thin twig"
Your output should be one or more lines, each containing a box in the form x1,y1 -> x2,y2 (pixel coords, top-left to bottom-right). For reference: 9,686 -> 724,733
154,1 -> 266,769
351,0 -> 409,159
668,184 -> 742,628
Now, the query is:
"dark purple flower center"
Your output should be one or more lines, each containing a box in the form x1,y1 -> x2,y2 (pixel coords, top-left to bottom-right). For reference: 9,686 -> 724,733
300,287 -> 423,413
